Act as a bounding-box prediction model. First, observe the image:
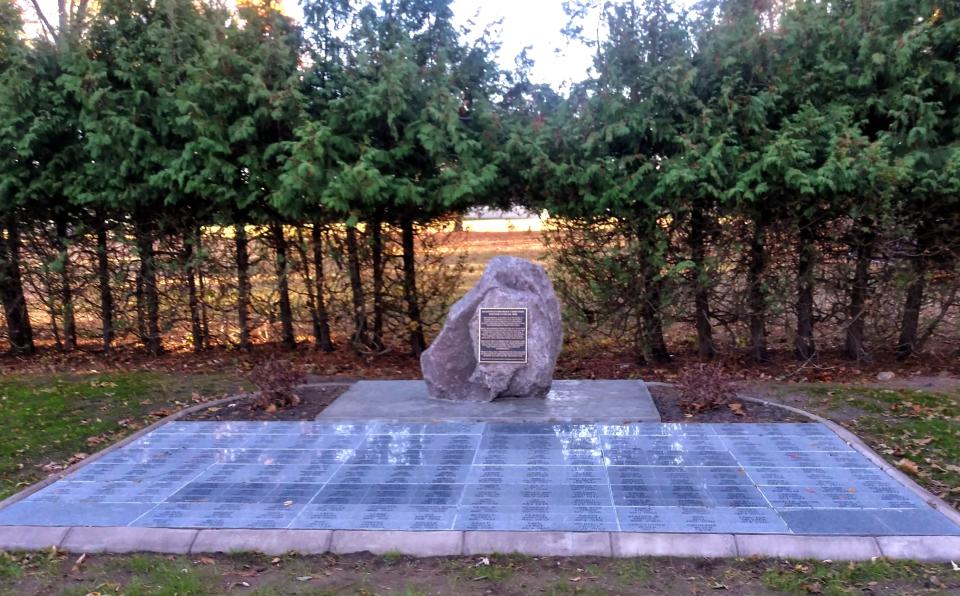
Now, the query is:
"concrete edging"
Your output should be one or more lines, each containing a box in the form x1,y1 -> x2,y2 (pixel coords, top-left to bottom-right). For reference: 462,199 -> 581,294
4,528 -> 960,561
191,529 -> 333,555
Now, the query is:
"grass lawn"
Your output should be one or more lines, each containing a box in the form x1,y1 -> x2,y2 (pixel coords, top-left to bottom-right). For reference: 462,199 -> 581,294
0,371 -> 248,500
0,550 -> 956,595
0,373 -> 958,594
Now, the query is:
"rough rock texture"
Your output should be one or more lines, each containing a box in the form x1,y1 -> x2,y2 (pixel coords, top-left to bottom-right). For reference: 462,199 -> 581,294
420,256 -> 562,401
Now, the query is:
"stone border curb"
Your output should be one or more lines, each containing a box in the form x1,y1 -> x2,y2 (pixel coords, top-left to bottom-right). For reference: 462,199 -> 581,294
0,526 -> 69,550
463,531 -> 612,556
330,530 -> 464,556
191,529 -> 333,555
611,533 -> 737,558
876,536 -> 960,562
3,529 -> 958,561
61,527 -> 198,554
735,535 -> 881,561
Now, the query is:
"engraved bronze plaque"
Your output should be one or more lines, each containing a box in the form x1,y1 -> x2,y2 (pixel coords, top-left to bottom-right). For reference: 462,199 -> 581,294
478,307 -> 527,363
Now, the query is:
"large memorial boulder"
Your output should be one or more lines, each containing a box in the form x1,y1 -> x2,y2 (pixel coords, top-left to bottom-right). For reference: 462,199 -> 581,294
421,256 -> 562,401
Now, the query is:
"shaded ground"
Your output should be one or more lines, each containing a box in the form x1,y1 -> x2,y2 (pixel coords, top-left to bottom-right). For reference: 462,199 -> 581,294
188,380 -> 811,423
185,384 -> 349,422
649,384 -> 809,423
1,550 -> 958,596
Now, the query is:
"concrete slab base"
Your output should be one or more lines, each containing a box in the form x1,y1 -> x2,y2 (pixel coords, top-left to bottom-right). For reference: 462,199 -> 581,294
0,526 -> 69,550
736,535 -> 881,561
317,379 -> 660,422
191,529 -> 332,555
463,531 -> 612,556
611,533 -> 737,558
876,535 -> 960,562
1,528 -> 958,561
60,527 -> 198,554
330,530 -> 464,556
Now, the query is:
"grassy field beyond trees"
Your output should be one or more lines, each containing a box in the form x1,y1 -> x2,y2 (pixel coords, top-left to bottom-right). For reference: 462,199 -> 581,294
0,0 -> 957,366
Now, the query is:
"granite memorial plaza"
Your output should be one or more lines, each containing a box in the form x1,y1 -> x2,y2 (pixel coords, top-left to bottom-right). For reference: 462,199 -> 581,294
0,257 -> 958,562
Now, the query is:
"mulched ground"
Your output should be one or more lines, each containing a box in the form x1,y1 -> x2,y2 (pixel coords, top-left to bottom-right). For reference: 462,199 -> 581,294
181,380 -> 809,424
184,383 -> 349,421
649,383 -> 810,423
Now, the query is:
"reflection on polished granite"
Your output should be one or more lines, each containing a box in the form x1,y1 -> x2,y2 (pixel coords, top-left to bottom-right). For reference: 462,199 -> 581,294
316,380 -> 662,422
1,421 -> 958,535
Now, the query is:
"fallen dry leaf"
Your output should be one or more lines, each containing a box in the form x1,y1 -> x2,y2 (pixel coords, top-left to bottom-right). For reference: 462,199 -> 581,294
196,556 -> 215,565
727,402 -> 745,416
71,553 -> 86,574
897,459 -> 920,476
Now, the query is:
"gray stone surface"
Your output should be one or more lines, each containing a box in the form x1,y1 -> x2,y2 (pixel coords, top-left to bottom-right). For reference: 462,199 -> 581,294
463,531 -> 612,556
736,535 -> 881,561
61,527 -> 197,554
611,533 -> 737,558
191,529 -> 332,555
317,379 -> 660,422
0,526 -> 68,550
876,535 -> 960,561
421,256 -> 562,402
330,530 -> 463,556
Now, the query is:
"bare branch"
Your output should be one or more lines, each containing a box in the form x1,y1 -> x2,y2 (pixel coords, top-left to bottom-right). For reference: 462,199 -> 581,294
29,0 -> 59,42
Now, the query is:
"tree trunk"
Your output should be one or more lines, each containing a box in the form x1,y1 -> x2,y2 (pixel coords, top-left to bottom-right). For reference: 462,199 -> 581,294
135,259 -> 146,345
897,222 -> 930,360
95,211 -> 113,352
634,215 -> 670,365
271,223 -> 296,349
0,218 -> 35,354
370,216 -> 385,350
639,260 -> 671,364
55,216 -> 76,350
346,224 -> 370,349
235,224 -> 251,350
196,226 -> 209,346
184,233 -> 203,353
844,219 -> 874,361
297,227 -> 322,345
401,217 -> 426,357
135,219 -> 163,355
312,223 -> 334,352
44,277 -> 62,351
747,217 -> 769,363
689,203 -> 715,359
794,213 -> 817,360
